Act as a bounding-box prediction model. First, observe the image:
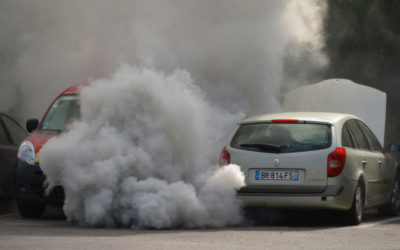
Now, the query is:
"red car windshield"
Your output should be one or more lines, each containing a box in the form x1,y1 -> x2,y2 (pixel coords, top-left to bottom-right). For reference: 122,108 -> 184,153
40,94 -> 80,132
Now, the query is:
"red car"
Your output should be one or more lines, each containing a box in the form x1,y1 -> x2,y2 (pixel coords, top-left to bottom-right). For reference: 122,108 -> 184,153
16,84 -> 81,218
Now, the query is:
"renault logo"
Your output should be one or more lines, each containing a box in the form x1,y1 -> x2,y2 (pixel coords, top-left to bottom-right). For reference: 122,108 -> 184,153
273,158 -> 280,167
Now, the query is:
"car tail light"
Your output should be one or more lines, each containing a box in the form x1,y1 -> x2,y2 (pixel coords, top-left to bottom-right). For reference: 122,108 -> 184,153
328,147 -> 346,177
271,119 -> 299,123
219,147 -> 230,166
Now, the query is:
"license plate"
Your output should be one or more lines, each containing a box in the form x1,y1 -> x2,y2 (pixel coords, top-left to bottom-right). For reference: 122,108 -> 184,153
255,170 -> 299,181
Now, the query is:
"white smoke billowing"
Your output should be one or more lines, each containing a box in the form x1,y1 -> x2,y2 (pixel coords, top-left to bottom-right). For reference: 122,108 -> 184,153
0,0 -> 326,121
40,66 -> 245,228
1,0 -> 328,228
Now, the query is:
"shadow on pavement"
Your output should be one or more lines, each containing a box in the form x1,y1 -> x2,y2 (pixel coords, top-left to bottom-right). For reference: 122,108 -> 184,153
0,197 -> 65,220
243,207 -> 379,227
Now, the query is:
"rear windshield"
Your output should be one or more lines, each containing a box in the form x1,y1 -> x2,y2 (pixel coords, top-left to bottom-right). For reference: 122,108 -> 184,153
230,123 -> 332,153
40,94 -> 80,132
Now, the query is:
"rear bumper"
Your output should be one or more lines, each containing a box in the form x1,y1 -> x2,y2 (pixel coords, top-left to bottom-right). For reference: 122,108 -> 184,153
15,159 -> 64,205
237,185 -> 343,196
237,183 -> 356,210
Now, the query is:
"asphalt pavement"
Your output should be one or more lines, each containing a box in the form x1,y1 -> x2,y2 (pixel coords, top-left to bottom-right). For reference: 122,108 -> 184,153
0,203 -> 399,250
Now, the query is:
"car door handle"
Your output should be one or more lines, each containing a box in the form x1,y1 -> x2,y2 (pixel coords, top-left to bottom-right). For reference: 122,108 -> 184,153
377,160 -> 383,167
362,160 -> 368,166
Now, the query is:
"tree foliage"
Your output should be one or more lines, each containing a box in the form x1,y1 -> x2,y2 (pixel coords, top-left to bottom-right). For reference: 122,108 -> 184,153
323,0 -> 400,143
324,0 -> 400,82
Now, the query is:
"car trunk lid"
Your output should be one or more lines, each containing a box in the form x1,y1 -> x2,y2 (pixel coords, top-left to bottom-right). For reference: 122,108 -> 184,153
229,147 -> 332,187
228,121 -> 334,188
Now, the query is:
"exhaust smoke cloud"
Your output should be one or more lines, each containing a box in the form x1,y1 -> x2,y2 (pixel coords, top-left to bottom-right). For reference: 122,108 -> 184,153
0,0 -> 326,120
40,66 -> 245,228
1,0 -> 327,228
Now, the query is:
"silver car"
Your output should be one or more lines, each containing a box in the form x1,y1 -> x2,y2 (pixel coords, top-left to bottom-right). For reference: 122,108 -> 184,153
220,112 -> 400,225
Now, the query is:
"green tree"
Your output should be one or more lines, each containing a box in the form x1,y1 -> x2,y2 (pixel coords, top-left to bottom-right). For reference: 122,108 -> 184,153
323,0 -> 400,143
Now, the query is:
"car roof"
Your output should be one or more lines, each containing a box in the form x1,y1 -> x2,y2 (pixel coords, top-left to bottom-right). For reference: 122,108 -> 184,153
241,112 -> 360,125
58,83 -> 88,96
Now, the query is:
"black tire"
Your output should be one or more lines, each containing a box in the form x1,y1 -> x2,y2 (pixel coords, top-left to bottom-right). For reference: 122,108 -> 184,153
344,181 -> 363,225
378,172 -> 400,216
17,200 -> 46,218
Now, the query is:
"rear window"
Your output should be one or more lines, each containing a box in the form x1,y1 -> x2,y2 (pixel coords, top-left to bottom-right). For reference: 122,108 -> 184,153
230,123 -> 332,153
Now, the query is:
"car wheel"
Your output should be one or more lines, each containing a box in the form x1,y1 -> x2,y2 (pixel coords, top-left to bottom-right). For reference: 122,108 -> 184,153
17,200 -> 46,218
344,181 -> 363,225
378,172 -> 400,216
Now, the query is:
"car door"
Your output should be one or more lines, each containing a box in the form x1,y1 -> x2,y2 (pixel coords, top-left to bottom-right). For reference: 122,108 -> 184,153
0,115 -> 27,197
0,116 -> 17,197
356,120 -> 391,204
346,119 -> 382,207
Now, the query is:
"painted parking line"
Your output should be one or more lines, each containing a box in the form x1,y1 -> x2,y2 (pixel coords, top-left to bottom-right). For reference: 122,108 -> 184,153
357,216 -> 400,229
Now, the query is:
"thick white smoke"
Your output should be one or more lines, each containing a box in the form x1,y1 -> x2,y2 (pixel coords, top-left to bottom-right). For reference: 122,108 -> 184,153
40,66 -> 245,228
0,0 -> 326,121
3,0 -> 328,228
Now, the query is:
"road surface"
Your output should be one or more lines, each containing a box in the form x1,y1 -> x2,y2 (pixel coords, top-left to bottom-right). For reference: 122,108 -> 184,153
0,204 -> 399,250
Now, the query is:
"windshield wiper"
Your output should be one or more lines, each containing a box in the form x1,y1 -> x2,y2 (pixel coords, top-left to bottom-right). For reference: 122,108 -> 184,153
240,143 -> 281,153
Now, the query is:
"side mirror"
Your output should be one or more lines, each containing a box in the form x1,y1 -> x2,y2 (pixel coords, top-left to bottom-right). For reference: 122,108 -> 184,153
386,143 -> 400,153
26,119 -> 39,133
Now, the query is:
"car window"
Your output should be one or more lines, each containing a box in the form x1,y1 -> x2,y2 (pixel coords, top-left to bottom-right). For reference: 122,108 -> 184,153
356,120 -> 382,152
230,123 -> 331,153
1,115 -> 27,145
346,119 -> 370,150
342,123 -> 355,148
41,94 -> 80,132
0,121 -> 9,145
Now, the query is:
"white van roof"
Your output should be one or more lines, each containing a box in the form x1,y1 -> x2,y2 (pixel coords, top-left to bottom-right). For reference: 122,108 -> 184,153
283,79 -> 386,145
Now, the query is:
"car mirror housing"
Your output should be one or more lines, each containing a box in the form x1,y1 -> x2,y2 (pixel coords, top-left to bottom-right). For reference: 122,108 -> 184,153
26,119 -> 39,133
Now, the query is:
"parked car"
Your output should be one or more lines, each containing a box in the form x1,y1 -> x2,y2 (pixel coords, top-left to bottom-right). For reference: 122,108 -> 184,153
0,114 -> 27,198
16,84 -> 81,218
220,112 -> 400,225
